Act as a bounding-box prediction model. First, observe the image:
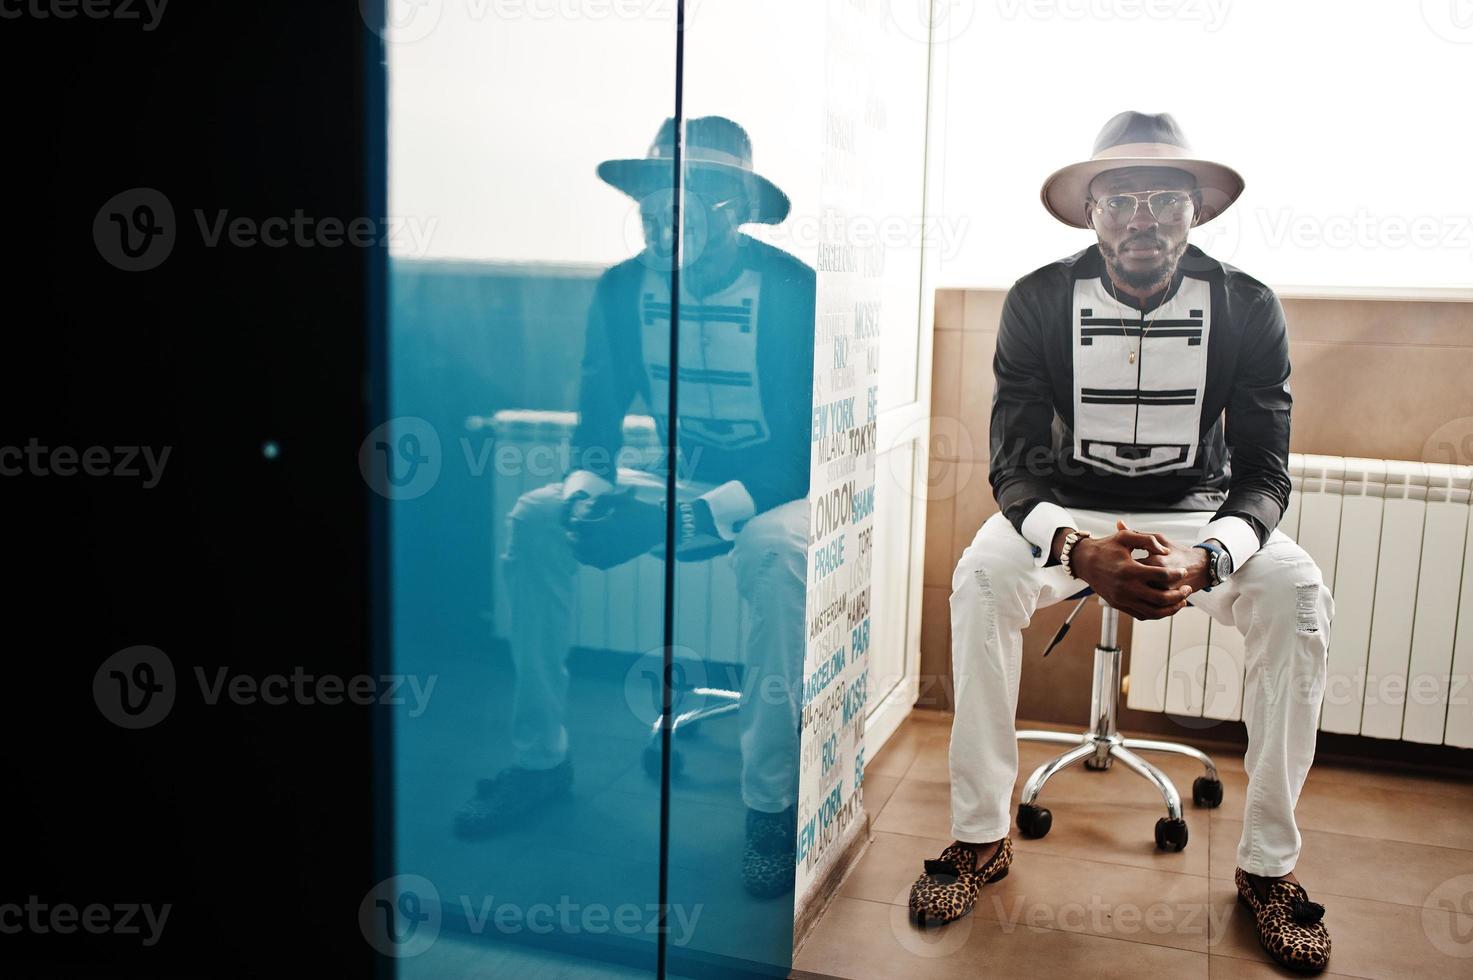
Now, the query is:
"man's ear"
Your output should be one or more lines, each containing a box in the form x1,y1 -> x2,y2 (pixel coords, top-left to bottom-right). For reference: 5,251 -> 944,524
1083,200 -> 1095,231
1190,189 -> 1204,227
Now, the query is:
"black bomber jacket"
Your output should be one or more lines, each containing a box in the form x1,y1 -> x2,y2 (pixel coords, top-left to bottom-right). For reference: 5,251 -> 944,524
989,243 -> 1293,559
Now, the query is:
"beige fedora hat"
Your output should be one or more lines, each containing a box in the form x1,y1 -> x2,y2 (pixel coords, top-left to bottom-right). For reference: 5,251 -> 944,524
1041,111 -> 1244,229
598,115 -> 790,225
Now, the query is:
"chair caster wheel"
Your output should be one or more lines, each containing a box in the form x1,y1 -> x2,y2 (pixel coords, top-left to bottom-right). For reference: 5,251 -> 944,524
1016,803 -> 1052,839
643,744 -> 684,779
1192,776 -> 1223,808
1154,817 -> 1189,852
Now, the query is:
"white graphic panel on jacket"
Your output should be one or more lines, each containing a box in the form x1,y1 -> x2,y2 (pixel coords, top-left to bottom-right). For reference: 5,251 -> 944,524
640,266 -> 771,452
1070,275 -> 1211,476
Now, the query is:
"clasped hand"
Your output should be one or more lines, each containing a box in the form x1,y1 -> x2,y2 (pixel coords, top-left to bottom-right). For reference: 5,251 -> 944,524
1069,520 -> 1211,621
562,488 -> 665,569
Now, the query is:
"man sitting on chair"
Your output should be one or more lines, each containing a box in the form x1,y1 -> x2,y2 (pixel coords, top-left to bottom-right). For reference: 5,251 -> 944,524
453,116 -> 815,901
907,112 -> 1335,975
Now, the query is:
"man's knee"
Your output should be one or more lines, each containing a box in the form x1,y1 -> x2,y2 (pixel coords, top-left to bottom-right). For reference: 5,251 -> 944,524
505,483 -> 567,556
731,499 -> 807,578
1243,541 -> 1333,636
951,517 -> 1035,617
951,543 -> 1031,626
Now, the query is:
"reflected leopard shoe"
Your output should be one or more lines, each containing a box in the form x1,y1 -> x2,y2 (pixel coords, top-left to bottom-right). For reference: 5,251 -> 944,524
1235,867 -> 1331,973
908,838 -> 1013,927
742,806 -> 797,899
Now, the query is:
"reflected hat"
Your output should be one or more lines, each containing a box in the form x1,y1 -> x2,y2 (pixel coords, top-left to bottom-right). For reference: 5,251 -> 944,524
598,116 -> 791,225
1040,111 -> 1245,229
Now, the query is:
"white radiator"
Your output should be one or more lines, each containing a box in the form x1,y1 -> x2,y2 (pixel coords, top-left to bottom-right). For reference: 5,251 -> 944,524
1128,453 -> 1473,747
481,410 -> 749,664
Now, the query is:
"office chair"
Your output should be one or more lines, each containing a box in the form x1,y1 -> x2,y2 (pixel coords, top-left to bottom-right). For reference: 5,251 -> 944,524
642,538 -> 741,779
1015,589 -> 1224,851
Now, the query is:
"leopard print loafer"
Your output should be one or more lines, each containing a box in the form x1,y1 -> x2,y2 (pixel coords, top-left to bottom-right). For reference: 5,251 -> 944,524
1234,867 -> 1331,973
741,806 -> 796,899
908,838 -> 1013,927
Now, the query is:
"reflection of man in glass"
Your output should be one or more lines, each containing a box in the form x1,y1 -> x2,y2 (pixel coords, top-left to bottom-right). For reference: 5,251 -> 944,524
454,117 -> 815,899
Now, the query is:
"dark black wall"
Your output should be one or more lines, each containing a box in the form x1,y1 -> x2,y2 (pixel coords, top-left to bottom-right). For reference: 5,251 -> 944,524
2,2 -> 378,975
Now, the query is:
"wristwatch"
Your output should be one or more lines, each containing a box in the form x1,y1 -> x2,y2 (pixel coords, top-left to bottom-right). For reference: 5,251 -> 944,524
1193,540 -> 1233,590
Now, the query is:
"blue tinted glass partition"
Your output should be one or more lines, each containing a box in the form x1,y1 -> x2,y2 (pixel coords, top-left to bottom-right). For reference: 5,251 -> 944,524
660,118 -> 816,976
373,2 -> 843,977
377,3 -> 678,976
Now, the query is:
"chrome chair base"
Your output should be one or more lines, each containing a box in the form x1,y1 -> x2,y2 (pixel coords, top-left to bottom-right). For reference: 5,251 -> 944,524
1016,597 -> 1222,851
643,687 -> 741,778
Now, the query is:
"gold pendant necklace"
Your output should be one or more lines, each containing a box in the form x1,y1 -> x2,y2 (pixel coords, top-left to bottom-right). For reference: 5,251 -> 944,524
1108,277 -> 1163,365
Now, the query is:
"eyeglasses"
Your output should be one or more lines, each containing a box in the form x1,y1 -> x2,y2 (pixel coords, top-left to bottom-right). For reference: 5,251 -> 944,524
1089,190 -> 1195,229
640,194 -> 746,224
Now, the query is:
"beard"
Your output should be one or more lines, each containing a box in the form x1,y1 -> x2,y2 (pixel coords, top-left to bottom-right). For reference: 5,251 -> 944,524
1099,234 -> 1188,293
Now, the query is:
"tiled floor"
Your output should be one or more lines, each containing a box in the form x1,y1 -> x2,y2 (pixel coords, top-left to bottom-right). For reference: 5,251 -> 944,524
794,711 -> 1473,980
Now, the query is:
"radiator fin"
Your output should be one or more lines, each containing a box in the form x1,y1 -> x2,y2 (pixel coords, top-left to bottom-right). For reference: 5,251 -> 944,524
1131,453 -> 1473,746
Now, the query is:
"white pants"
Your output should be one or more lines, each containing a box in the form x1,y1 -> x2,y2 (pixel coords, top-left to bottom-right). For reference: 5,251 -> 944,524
949,508 -> 1334,876
503,467 -> 808,813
